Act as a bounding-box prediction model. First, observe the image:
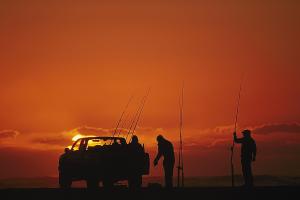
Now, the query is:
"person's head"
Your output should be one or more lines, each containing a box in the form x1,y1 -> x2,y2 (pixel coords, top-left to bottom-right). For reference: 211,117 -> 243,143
156,135 -> 164,143
131,135 -> 139,144
112,139 -> 119,145
121,139 -> 126,145
242,129 -> 251,138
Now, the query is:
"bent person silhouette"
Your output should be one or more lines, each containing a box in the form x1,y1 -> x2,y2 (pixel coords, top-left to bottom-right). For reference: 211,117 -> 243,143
234,129 -> 257,188
153,135 -> 175,188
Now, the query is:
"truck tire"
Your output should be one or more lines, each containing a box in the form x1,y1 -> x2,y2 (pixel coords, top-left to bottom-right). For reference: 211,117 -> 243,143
86,179 -> 99,189
128,175 -> 142,188
103,179 -> 114,188
59,172 -> 72,189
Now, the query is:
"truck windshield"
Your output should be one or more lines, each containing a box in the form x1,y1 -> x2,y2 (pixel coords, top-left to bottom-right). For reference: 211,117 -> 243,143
87,138 -> 122,149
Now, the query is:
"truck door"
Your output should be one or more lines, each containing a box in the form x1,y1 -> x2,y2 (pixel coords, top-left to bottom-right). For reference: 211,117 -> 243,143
70,139 -> 87,178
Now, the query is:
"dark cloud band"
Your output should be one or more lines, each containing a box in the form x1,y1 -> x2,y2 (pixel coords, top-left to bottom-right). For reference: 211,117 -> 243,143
252,123 -> 300,135
0,130 -> 20,139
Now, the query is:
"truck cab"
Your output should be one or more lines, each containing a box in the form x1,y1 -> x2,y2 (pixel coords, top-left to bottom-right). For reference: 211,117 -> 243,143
58,136 -> 150,188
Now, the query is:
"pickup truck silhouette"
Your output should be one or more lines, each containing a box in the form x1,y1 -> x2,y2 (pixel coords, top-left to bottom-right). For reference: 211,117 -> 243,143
58,136 -> 150,188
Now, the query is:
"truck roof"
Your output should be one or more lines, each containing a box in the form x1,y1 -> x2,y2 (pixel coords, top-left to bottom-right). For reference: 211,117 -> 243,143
74,136 -> 126,142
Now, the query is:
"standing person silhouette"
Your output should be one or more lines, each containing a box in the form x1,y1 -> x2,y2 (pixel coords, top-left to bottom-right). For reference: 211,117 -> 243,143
128,135 -> 144,188
234,129 -> 257,188
153,135 -> 175,188
129,135 -> 143,154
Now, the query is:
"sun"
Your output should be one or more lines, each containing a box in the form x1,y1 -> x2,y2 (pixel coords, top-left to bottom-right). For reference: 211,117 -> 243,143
71,133 -> 96,142
72,134 -> 84,141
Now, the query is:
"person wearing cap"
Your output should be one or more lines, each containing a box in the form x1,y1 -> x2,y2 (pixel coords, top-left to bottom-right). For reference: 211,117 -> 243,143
128,135 -> 144,187
153,135 -> 175,188
129,135 -> 143,155
234,129 -> 257,188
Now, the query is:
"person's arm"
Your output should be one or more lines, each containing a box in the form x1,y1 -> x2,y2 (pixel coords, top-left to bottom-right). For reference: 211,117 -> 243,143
154,145 -> 162,166
252,140 -> 257,161
233,132 -> 243,143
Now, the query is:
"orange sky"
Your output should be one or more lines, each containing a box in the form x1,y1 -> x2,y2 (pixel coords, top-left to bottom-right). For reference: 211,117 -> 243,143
0,0 -> 300,179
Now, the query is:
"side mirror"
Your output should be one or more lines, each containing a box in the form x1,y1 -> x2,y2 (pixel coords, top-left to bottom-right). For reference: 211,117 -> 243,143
64,147 -> 71,153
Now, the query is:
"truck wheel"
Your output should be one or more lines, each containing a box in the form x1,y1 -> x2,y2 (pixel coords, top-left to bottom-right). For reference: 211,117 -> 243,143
128,175 -> 142,188
86,179 -> 99,189
103,179 -> 114,188
59,173 -> 72,189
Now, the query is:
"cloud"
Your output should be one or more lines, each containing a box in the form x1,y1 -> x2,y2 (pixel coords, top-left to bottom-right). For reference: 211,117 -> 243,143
252,123 -> 300,135
25,126 -> 162,149
212,125 -> 235,134
182,122 -> 300,150
0,130 -> 20,139
64,126 -> 113,137
27,122 -> 300,151
193,122 -> 300,141
206,138 -> 231,148
31,137 -> 70,145
63,126 -> 162,138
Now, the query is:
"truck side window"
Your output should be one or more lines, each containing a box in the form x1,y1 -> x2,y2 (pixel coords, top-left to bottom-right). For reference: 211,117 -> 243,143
79,139 -> 88,151
72,139 -> 81,151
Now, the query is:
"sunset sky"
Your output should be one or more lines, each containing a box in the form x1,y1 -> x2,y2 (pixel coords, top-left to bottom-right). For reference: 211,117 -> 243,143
0,0 -> 300,179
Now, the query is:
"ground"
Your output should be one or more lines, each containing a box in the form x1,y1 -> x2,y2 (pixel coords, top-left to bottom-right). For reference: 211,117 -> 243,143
1,187 -> 299,200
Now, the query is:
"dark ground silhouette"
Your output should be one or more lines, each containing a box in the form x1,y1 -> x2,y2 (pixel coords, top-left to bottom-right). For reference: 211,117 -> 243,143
1,176 -> 300,188
1,187 -> 299,200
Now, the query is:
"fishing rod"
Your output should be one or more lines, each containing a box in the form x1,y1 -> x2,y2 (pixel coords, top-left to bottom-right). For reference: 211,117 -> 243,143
116,112 -> 130,137
126,88 -> 150,143
230,79 -> 243,187
125,97 -> 144,142
112,95 -> 133,138
129,88 -> 150,142
177,84 -> 184,187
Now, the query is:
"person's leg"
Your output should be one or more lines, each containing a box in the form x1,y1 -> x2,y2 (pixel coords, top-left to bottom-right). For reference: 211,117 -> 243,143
169,163 -> 174,188
164,164 -> 172,188
243,160 -> 252,187
248,161 -> 253,187
241,160 -> 247,186
163,165 -> 168,187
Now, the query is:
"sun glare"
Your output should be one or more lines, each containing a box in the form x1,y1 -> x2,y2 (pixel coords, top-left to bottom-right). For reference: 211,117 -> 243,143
72,134 -> 84,141
71,133 -> 96,142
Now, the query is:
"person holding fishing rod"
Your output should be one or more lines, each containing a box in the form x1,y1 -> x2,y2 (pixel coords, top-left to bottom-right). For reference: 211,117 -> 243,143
230,75 -> 257,188
233,129 -> 257,188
